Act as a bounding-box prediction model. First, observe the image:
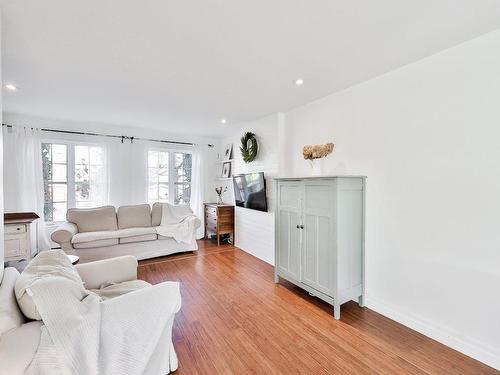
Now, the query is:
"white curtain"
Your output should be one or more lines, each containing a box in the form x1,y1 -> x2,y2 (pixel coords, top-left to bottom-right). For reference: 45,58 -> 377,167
3,126 -> 52,252
190,144 -> 206,239
106,138 -> 148,207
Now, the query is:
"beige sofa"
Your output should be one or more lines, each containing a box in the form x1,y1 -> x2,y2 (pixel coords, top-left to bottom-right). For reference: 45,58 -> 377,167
51,203 -> 200,263
0,256 -> 180,374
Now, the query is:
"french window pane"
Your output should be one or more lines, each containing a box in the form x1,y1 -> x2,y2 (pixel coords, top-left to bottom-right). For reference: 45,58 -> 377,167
148,151 -> 159,168
89,165 -> 104,182
148,168 -> 158,183
52,184 -> 67,201
158,151 -> 169,167
75,145 -> 89,164
89,165 -> 104,202
52,164 -> 67,182
148,184 -> 158,202
75,182 -> 90,201
158,183 -> 168,202
75,165 -> 89,182
52,144 -> 67,163
158,166 -> 168,182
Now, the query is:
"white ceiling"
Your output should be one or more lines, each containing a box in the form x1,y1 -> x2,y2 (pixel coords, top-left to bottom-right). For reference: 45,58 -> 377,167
2,1 -> 500,136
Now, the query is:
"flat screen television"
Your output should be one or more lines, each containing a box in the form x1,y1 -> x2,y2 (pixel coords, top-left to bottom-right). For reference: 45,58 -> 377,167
233,172 -> 268,212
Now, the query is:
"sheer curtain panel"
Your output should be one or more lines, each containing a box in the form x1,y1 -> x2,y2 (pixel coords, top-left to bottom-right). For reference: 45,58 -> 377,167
190,144 -> 206,239
3,126 -> 52,251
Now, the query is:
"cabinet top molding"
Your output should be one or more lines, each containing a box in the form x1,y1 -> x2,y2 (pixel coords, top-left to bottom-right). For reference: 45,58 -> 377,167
274,175 -> 367,180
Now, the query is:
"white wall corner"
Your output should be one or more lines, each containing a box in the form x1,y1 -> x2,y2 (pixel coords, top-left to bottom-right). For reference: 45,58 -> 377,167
366,295 -> 500,371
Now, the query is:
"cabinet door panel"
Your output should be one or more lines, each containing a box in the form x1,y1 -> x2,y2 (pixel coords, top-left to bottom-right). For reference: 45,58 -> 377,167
288,211 -> 301,278
277,183 -> 302,281
301,181 -> 335,296
303,214 -> 318,284
278,211 -> 290,272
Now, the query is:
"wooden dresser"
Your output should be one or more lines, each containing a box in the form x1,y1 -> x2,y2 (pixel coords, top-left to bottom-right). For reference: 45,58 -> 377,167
204,204 -> 234,246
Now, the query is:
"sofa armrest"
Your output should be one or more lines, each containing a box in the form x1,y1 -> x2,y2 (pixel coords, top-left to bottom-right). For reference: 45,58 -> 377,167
75,256 -> 138,290
51,222 -> 78,247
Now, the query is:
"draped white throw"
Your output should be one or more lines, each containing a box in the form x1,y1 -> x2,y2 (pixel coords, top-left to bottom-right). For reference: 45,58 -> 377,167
190,144 -> 206,239
3,126 -> 51,251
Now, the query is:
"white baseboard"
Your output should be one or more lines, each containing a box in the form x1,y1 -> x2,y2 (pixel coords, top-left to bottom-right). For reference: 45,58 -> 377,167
366,295 -> 500,371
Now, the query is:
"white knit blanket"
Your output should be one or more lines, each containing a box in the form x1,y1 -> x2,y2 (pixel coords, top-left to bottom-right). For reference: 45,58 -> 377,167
26,277 -> 181,375
155,203 -> 201,244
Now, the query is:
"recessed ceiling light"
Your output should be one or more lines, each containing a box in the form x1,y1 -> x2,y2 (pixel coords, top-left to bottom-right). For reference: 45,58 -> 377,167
5,84 -> 17,91
295,78 -> 304,86
220,118 -> 227,124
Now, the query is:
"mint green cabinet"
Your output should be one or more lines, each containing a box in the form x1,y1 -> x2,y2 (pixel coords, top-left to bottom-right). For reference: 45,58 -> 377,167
275,177 -> 365,319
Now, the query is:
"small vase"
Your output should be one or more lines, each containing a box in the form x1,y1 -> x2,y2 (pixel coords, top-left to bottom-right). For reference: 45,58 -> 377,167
217,195 -> 224,205
309,159 -> 323,176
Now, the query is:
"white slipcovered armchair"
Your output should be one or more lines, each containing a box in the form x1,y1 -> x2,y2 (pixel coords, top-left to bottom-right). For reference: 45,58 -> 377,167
0,255 -> 181,374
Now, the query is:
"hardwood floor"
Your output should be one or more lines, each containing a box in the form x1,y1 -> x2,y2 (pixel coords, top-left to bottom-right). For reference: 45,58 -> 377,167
138,240 -> 497,375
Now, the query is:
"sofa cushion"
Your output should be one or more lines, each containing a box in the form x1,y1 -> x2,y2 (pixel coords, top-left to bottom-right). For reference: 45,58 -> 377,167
120,234 -> 157,244
0,268 -> 25,336
73,239 -> 120,249
67,206 -> 118,233
0,321 -> 43,374
151,202 -> 163,226
15,250 -> 84,320
72,230 -> 119,244
117,204 -> 152,229
118,227 -> 157,238
90,279 -> 151,300
72,227 -> 157,244
71,227 -> 158,248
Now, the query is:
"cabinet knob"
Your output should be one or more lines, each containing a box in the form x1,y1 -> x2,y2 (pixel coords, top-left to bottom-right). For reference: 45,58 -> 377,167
300,225 -> 304,229
296,225 -> 300,229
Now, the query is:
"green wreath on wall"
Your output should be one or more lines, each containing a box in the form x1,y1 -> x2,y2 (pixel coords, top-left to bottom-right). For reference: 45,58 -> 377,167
240,132 -> 258,163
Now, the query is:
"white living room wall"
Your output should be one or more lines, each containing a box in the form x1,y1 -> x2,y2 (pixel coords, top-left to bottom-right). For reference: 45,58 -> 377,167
226,30 -> 500,369
219,113 -> 281,265
282,29 -> 500,369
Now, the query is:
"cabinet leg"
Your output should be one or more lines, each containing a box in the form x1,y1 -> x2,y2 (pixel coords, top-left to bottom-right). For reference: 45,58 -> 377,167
333,303 -> 341,320
358,294 -> 365,308
217,234 -> 220,246
274,273 -> 279,284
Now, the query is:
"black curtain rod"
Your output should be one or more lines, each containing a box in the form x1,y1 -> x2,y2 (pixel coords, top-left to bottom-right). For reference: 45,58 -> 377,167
2,124 -> 214,147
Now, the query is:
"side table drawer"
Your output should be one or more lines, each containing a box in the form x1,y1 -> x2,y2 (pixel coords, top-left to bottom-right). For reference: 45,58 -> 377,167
5,224 -> 26,234
205,206 -> 217,216
206,222 -> 217,233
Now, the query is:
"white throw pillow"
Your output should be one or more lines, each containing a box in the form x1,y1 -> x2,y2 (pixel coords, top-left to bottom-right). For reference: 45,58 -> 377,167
14,250 -> 84,320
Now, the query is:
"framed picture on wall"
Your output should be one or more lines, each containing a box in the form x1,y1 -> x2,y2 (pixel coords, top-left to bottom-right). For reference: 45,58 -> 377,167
223,144 -> 233,160
222,161 -> 231,178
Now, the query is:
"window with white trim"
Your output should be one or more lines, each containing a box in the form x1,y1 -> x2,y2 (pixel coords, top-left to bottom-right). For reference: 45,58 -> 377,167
42,142 -> 106,222
147,150 -> 192,206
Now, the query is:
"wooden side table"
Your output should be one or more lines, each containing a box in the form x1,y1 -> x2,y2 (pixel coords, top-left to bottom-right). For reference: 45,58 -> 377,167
4,212 -> 40,262
204,204 -> 234,246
